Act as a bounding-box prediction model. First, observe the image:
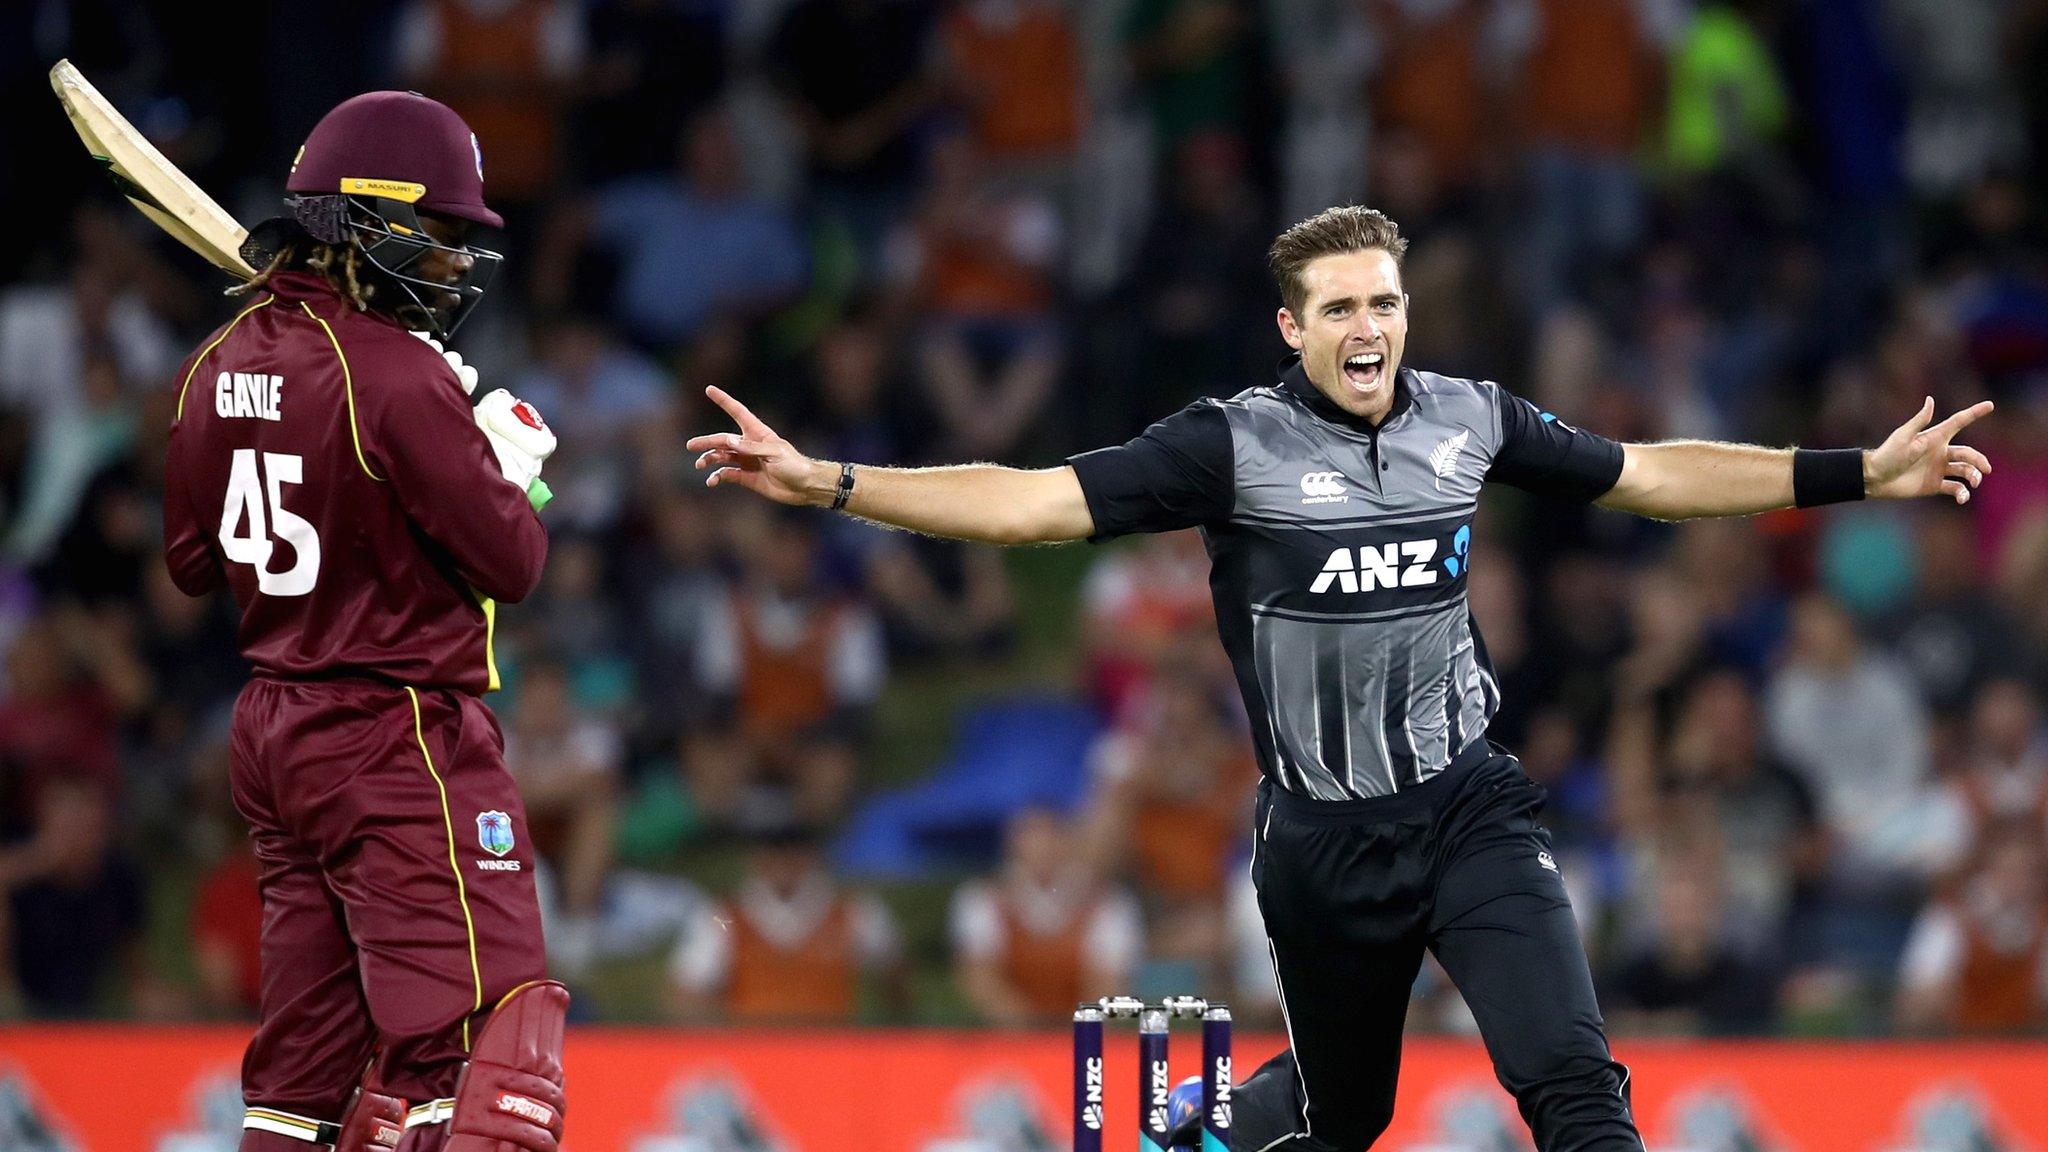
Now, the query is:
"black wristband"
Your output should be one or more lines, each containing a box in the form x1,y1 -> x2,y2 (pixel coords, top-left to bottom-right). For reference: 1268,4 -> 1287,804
830,462 -> 856,511
1793,448 -> 1865,508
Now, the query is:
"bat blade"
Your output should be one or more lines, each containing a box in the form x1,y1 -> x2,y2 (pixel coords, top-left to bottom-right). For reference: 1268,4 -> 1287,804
50,59 -> 255,279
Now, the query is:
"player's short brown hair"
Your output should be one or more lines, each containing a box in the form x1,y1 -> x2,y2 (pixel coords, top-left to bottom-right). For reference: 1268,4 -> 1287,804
1268,206 -> 1408,317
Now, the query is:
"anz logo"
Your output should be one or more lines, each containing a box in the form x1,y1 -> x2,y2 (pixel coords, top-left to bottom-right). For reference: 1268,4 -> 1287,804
1311,525 -> 1473,593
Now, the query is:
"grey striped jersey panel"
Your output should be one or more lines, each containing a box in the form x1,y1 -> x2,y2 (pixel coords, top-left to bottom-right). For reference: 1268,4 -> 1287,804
1214,370 -> 1506,799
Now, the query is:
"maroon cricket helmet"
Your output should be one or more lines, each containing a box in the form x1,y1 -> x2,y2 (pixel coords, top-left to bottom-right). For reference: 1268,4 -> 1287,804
286,91 -> 503,230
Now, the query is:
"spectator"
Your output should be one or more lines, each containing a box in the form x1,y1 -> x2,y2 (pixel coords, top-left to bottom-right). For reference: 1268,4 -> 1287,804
1765,593 -> 1957,883
1944,679 -> 2048,839
901,133 -> 1067,461
503,655 -> 624,976
522,535 -> 631,690
952,807 -> 1141,1026
1118,133 -> 1272,415
0,613 -> 131,800
1895,820 -> 2048,1034
1889,509 -> 2022,717
1366,0 -> 1516,195
0,777 -> 146,1017
0,259 -> 176,564
1079,664 -> 1254,983
690,505 -> 884,826
767,0 -> 945,276
1080,530 -> 1217,723
1613,668 -> 1826,952
1508,0 -> 1668,310
941,0 -> 1084,179
669,823 -> 905,1021
534,107 -> 807,355
394,0 -> 585,224
1605,840 -> 1780,1036
1122,0 -> 1263,159
512,313 -> 675,532
623,482 -> 726,724
573,0 -> 730,182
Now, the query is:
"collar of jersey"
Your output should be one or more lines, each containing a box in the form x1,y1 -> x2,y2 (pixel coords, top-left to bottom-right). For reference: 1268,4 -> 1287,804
1277,355 -> 1414,434
261,272 -> 407,332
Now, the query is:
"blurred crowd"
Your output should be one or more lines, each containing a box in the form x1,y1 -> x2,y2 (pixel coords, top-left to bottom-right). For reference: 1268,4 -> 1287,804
4,0 -> 2048,1039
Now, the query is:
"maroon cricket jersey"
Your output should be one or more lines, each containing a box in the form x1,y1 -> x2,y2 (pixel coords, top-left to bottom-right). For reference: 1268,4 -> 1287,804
162,272 -> 546,694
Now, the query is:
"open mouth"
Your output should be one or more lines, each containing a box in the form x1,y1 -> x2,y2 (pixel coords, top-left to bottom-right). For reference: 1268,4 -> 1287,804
1342,351 -> 1384,391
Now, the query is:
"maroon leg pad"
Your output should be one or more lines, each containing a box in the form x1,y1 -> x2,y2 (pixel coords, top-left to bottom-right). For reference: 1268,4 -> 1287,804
335,1087 -> 408,1152
442,981 -> 569,1152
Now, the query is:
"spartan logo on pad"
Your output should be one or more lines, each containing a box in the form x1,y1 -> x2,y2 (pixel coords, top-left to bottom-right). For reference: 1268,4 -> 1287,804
495,1093 -> 554,1126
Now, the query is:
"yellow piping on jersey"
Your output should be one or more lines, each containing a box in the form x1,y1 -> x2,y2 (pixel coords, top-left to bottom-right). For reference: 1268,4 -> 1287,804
175,297 -> 274,421
407,685 -> 485,1051
298,301 -> 386,482
481,594 -> 500,692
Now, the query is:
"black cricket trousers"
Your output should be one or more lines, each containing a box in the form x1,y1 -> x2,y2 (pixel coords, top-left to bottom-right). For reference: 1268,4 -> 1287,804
1243,742 -> 1642,1152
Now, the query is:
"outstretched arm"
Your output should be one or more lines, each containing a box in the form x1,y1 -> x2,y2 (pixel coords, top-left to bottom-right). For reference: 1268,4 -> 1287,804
1596,398 -> 1995,520
685,387 -> 1096,544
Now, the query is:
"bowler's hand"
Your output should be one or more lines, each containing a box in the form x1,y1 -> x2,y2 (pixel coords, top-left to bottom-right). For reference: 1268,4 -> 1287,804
1866,397 -> 1995,504
686,387 -> 829,506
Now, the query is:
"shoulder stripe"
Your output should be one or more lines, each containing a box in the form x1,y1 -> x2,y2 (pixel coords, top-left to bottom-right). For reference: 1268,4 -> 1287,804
406,685 -> 484,1051
175,297 -> 274,421
297,301 -> 386,482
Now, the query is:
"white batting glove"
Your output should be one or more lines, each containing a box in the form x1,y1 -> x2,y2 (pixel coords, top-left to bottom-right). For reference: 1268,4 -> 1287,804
475,390 -> 557,509
410,330 -> 480,394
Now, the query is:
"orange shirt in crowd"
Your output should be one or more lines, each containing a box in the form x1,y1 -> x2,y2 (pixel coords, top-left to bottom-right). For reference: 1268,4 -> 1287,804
944,3 -> 1082,161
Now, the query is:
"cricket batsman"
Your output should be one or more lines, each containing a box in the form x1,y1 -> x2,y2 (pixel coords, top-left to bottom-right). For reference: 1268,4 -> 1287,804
162,91 -> 568,1152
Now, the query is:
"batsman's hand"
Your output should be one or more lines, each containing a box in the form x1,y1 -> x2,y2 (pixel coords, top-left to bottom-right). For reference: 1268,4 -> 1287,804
411,330 -> 480,394
1865,397 -> 1995,504
476,391 -> 557,510
686,386 -> 829,506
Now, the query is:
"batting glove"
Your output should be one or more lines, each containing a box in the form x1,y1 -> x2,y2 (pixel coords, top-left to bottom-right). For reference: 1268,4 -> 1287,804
475,390 -> 557,511
411,330 -> 481,394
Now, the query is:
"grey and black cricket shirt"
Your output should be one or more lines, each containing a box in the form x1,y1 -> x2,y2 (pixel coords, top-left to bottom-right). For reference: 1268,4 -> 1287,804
1068,360 -> 1624,801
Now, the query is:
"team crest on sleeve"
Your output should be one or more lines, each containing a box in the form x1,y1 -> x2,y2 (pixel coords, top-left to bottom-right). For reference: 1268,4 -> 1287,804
476,810 -> 515,857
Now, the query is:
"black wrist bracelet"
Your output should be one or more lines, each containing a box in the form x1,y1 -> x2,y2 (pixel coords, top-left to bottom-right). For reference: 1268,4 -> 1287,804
1793,448 -> 1865,508
830,462 -> 856,511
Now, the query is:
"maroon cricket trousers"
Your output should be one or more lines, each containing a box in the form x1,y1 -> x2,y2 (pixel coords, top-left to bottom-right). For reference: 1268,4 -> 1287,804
229,676 -> 547,1151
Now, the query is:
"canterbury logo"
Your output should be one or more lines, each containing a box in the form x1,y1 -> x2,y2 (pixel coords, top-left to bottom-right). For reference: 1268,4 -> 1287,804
495,1094 -> 555,1126
1429,430 -> 1470,490
1300,471 -> 1347,504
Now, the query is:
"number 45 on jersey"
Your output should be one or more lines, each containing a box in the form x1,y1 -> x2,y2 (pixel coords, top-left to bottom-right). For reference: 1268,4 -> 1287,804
219,449 -> 320,596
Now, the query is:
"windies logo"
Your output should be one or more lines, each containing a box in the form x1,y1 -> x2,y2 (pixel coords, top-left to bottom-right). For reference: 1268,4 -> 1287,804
476,811 -> 515,857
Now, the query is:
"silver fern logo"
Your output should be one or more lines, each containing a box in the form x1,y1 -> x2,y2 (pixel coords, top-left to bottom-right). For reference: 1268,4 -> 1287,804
1429,430 -> 1470,490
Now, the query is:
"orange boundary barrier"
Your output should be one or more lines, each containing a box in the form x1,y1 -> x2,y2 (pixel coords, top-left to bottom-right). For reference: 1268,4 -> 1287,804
1,1028 -> 2044,1150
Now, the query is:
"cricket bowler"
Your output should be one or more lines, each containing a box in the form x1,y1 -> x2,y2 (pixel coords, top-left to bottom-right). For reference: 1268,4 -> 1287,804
162,91 -> 567,1152
686,206 -> 1994,1152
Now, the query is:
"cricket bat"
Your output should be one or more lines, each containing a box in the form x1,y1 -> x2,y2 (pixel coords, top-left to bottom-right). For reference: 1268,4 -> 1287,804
49,58 -> 255,279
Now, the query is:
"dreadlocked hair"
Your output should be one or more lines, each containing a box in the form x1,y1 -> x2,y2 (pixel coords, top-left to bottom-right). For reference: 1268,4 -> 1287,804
228,239 -> 379,314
